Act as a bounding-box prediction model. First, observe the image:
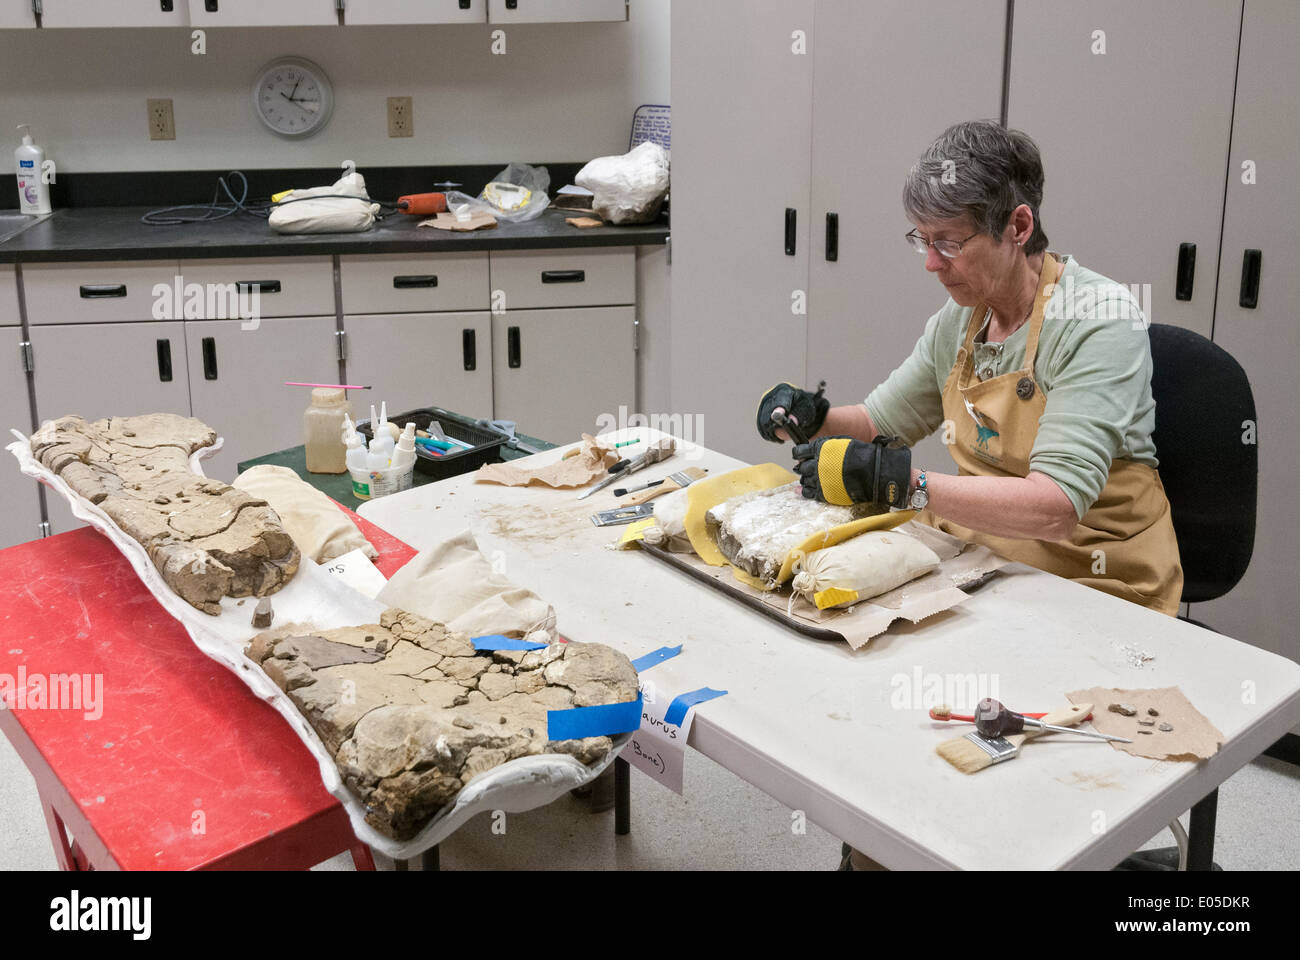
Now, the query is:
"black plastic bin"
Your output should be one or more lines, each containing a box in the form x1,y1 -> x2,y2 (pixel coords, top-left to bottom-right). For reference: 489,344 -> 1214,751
356,407 -> 508,481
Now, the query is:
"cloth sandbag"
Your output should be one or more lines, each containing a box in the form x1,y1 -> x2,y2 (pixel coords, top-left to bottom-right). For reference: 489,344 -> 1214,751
792,528 -> 941,609
640,486 -> 693,552
232,464 -> 376,564
376,529 -> 556,641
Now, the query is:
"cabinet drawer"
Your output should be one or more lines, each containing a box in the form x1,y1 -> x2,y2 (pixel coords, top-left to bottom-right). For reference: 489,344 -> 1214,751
0,266 -> 16,326
340,253 -> 489,313
487,0 -> 627,23
344,0 -> 485,24
23,260 -> 179,325
178,257 -> 335,318
490,248 -> 635,309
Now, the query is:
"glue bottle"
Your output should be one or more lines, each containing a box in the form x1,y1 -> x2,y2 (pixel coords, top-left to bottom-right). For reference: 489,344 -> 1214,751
304,387 -> 351,474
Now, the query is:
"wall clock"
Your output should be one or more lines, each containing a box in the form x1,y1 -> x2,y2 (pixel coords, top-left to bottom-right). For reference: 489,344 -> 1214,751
252,57 -> 334,139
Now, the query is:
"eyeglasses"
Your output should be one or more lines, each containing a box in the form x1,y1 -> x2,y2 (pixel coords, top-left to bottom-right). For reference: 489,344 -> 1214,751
905,228 -> 980,259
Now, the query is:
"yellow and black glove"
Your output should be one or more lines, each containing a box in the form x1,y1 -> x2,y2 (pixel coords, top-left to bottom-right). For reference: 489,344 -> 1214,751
756,382 -> 829,442
792,435 -> 912,508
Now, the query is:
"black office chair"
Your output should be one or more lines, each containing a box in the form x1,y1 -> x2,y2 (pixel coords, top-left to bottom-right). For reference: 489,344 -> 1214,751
1148,322 -> 1258,619
1118,323 -> 1258,871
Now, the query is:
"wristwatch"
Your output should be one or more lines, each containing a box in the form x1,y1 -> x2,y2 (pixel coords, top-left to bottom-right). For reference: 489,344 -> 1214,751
908,469 -> 929,510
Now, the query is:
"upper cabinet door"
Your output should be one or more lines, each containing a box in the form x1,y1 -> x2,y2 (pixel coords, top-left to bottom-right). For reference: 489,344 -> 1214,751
487,0 -> 625,24
670,0 -> 815,467
345,0 -> 485,24
187,0 -> 337,27
41,0 -> 190,27
1194,0 -> 1300,661
0,0 -> 36,27
1007,0 -> 1243,338
806,0 -> 1004,460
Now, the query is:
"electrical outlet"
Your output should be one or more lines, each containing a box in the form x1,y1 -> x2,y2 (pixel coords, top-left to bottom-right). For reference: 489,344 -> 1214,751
147,99 -> 175,141
387,96 -> 413,138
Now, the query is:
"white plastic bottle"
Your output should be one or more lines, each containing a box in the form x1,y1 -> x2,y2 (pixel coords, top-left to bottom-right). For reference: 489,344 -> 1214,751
14,125 -> 51,216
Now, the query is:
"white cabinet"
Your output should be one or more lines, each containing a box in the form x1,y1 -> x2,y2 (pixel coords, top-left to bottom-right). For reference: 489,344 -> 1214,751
1007,0 -> 1241,339
185,315 -> 339,480
340,253 -> 488,314
0,0 -> 36,27
491,306 -> 634,442
490,248 -> 634,310
0,325 -> 40,548
670,0 -> 816,467
1,266 -> 40,548
28,320 -> 190,534
40,0 -> 190,27
23,260 -> 179,325
344,0 -> 485,24
187,0 -> 337,27
1193,0 -> 1300,666
345,312 -> 493,420
806,0 -> 1004,473
487,0 -> 625,23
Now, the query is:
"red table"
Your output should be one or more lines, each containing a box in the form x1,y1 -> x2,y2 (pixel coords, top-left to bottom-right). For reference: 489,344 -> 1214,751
0,506 -> 415,870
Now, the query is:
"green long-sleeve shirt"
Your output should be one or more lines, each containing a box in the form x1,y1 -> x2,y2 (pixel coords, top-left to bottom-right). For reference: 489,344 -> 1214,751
864,253 -> 1158,520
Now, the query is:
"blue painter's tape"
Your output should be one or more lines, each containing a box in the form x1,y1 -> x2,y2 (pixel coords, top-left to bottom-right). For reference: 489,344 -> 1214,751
664,687 -> 728,726
548,692 -> 644,741
630,645 -> 683,672
471,634 -> 549,652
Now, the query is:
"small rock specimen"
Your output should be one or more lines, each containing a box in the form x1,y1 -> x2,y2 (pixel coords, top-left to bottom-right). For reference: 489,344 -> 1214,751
247,608 -> 639,841
1108,703 -> 1138,716
1158,722 -> 1174,732
1138,719 -> 1155,727
1147,707 -> 1159,717
30,414 -> 300,614
252,598 -> 274,629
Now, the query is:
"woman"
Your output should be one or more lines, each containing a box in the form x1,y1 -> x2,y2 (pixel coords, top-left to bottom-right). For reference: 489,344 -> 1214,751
758,120 -> 1183,617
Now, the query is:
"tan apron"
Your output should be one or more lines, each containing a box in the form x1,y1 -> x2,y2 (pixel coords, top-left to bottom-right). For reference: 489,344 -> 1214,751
917,252 -> 1184,616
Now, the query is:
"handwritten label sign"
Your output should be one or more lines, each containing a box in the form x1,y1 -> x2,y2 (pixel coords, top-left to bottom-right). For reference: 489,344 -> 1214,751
321,548 -> 388,599
625,681 -> 689,793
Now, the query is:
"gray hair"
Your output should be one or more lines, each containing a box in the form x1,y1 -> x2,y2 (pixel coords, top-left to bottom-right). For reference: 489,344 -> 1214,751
902,120 -> 1048,255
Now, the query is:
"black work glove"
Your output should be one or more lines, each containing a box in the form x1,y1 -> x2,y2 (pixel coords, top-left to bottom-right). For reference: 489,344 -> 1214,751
756,382 -> 829,442
792,435 -> 912,508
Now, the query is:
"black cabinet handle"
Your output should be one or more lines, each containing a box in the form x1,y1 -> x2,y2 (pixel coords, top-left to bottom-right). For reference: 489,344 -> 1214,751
201,337 -> 218,380
156,339 -> 172,382
160,1 -> 173,12
463,328 -> 476,371
506,0 -> 517,8
79,284 -> 126,299
1239,249 -> 1261,309
785,208 -> 797,256
237,280 -> 281,295
460,0 -> 471,7
205,0 -> 218,12
1175,242 -> 1196,301
507,326 -> 521,369
825,212 -> 839,262
541,270 -> 585,284
393,275 -> 438,289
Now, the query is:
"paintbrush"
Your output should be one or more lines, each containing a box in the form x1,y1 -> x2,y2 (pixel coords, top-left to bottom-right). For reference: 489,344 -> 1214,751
936,702 -> 1092,774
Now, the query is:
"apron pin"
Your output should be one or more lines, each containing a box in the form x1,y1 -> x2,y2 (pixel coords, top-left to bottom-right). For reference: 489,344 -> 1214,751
1016,376 -> 1036,399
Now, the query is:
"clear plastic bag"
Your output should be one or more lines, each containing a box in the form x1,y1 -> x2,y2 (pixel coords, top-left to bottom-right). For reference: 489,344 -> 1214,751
466,161 -> 552,222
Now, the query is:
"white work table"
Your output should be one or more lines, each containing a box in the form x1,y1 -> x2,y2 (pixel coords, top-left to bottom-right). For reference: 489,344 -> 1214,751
360,428 -> 1300,870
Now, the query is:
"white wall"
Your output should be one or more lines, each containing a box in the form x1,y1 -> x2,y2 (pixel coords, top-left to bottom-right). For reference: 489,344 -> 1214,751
0,0 -> 669,172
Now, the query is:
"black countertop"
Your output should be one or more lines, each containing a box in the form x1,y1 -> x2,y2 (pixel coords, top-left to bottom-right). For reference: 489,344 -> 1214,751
0,205 -> 668,263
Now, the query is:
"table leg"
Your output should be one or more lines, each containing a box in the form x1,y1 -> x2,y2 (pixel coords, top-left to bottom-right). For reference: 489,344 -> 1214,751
421,845 -> 440,871
614,757 -> 630,836
350,844 -> 377,871
1186,788 -> 1219,871
40,798 -> 78,872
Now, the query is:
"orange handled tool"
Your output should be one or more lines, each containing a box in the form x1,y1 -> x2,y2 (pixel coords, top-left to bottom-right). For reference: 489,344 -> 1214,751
397,192 -> 448,215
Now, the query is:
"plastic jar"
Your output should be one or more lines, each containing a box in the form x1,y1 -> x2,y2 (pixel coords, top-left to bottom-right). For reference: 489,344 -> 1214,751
303,388 -> 351,474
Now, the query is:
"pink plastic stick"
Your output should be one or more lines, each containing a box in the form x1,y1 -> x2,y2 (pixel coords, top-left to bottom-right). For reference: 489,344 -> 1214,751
283,382 -> 372,390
